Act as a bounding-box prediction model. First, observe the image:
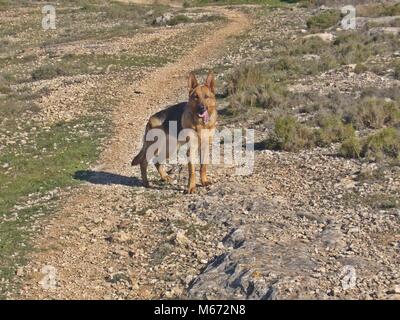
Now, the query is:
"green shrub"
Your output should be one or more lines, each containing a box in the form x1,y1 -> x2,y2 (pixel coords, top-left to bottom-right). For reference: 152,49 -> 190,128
31,65 -> 65,81
291,37 -> 330,55
264,116 -> 315,152
367,193 -> 399,209
346,98 -> 400,130
354,63 -> 368,74
315,115 -> 355,146
393,61 -> 400,80
340,136 -> 362,158
226,64 -> 288,110
168,15 -> 192,26
361,128 -> 400,161
306,9 -> 341,31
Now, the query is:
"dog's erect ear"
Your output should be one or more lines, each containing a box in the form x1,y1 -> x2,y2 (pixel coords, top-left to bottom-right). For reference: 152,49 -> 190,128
205,72 -> 215,94
188,72 -> 198,92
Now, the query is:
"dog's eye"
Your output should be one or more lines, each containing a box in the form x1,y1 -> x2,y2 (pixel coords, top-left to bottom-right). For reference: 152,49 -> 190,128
204,95 -> 209,99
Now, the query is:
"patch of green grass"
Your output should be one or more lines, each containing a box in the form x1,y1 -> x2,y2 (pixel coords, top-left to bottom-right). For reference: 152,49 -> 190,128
0,115 -> 109,297
0,117 -> 108,215
31,54 -> 170,81
306,9 -> 341,31
0,204 -> 53,298
0,85 -> 48,119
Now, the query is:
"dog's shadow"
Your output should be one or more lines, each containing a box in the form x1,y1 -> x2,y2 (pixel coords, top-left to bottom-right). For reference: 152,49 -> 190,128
73,170 -> 181,191
74,170 -> 142,187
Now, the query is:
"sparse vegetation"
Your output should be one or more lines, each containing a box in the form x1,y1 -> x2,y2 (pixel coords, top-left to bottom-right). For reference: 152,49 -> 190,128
306,9 -> 341,31
357,2 -> 400,18
339,136 -> 362,159
393,61 -> 400,80
262,116 -> 315,152
366,193 -> 399,209
30,54 -> 169,81
345,98 -> 400,130
315,114 -> 355,147
226,64 -> 288,112
168,14 -> 193,25
361,128 -> 400,161
185,0 -> 288,6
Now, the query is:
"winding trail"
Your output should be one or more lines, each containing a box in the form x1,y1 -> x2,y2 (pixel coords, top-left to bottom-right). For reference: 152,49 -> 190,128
17,7 -> 250,299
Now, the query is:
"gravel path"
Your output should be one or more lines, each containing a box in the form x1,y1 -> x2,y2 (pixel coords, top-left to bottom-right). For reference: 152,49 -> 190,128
15,7 -> 251,300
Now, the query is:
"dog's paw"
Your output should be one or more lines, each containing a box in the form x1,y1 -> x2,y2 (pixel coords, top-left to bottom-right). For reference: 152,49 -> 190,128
142,181 -> 150,188
161,175 -> 173,183
185,186 -> 196,194
201,180 -> 211,187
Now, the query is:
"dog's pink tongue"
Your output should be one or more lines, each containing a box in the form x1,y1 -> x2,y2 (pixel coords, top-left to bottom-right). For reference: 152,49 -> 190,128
200,110 -> 210,123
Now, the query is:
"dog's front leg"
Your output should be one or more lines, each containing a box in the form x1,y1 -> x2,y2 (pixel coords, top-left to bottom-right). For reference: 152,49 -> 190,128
199,129 -> 212,187
186,131 -> 198,194
187,162 -> 196,194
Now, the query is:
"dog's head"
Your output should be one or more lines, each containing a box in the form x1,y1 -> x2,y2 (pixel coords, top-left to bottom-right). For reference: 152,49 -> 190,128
187,72 -> 216,123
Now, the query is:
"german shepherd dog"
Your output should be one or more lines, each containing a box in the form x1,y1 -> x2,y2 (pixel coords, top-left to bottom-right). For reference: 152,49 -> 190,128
131,72 -> 217,194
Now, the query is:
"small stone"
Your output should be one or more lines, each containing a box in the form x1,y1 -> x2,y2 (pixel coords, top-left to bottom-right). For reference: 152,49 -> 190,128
116,231 -> 131,242
387,285 -> 400,294
174,229 -> 190,246
16,267 -> 24,276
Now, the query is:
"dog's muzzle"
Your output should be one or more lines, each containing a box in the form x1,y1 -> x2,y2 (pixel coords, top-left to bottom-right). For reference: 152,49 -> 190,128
197,105 -> 210,123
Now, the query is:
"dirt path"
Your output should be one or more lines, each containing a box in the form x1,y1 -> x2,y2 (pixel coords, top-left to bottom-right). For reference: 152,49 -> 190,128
16,7 -> 250,300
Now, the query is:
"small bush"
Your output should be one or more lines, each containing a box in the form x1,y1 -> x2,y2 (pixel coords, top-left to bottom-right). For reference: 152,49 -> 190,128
226,64 -> 288,111
340,136 -> 362,159
0,75 -> 11,94
393,61 -> 400,80
315,115 -> 355,146
354,63 -> 368,74
168,15 -> 192,26
31,65 -> 65,81
357,3 -> 400,18
367,193 -> 399,209
197,14 -> 227,23
291,37 -> 330,55
306,9 -> 341,31
263,116 -> 315,152
345,98 -> 400,130
361,128 -> 400,161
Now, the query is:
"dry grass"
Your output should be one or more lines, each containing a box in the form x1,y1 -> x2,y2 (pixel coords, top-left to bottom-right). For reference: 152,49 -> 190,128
357,2 -> 400,18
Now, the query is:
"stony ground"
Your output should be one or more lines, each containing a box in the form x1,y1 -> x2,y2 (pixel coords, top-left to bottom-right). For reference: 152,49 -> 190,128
1,1 -> 399,300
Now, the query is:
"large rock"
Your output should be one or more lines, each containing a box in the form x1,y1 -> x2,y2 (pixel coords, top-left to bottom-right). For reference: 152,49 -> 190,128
187,227 -> 318,300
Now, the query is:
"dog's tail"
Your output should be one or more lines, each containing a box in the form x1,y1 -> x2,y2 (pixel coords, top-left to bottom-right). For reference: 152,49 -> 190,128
131,122 -> 153,166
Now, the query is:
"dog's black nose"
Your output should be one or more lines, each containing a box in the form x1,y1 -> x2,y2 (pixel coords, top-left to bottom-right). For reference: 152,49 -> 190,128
198,104 -> 206,113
